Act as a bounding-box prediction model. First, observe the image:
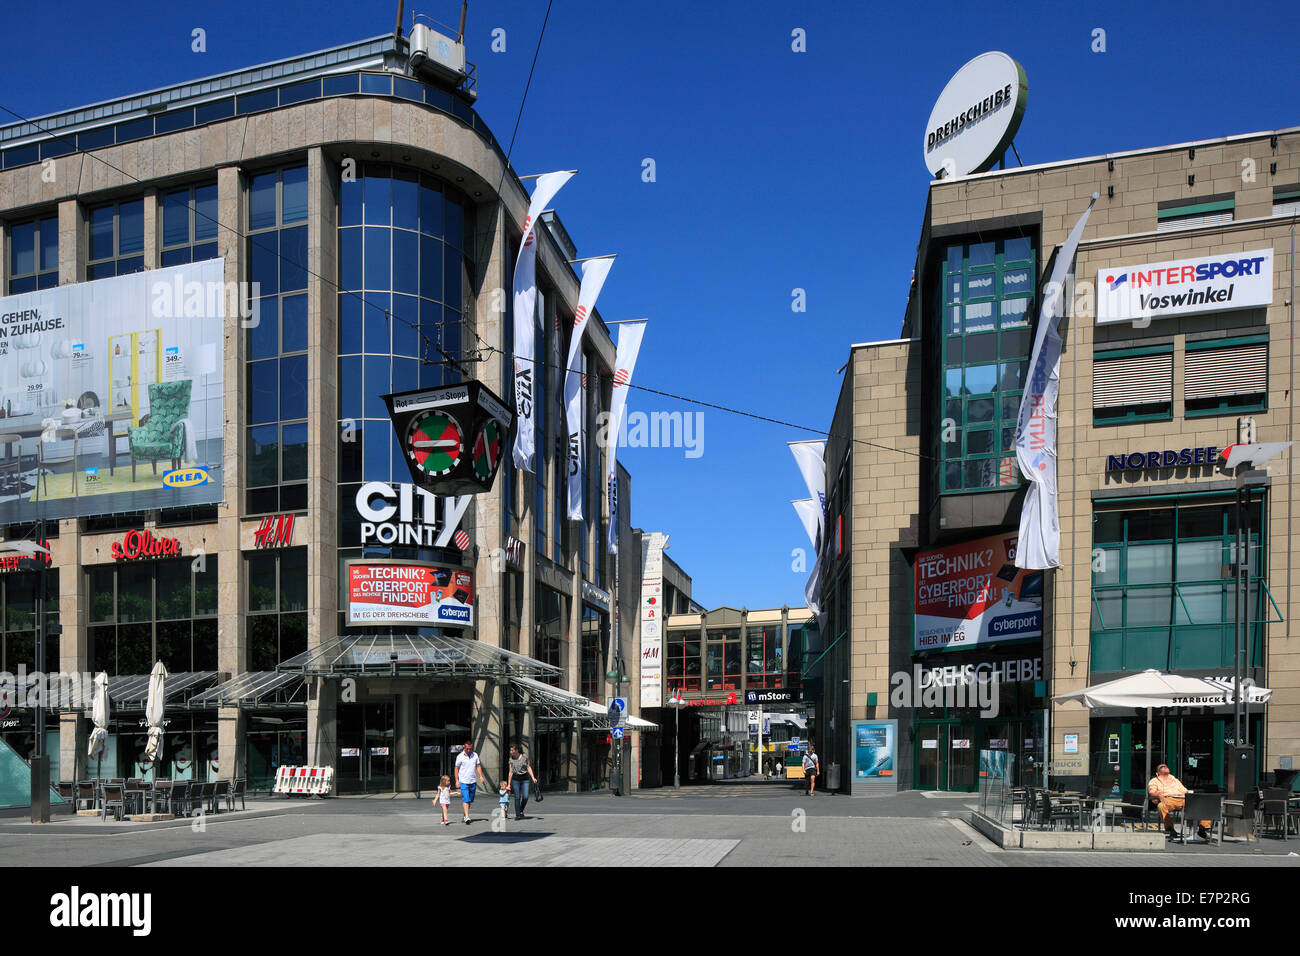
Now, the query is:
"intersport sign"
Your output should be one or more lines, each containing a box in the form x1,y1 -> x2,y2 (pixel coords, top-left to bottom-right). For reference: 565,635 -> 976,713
1096,249 -> 1272,325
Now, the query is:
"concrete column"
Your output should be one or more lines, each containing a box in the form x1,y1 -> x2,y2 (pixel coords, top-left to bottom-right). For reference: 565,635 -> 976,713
57,198 -> 83,284
217,706 -> 244,779
58,712 -> 86,785
473,678 -> 504,785
566,721 -> 581,792
141,189 -> 159,270
215,165 -> 245,784
395,691 -> 418,792
307,677 -> 337,772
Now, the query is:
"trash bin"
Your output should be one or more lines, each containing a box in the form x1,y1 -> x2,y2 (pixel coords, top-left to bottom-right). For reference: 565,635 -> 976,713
825,763 -> 841,792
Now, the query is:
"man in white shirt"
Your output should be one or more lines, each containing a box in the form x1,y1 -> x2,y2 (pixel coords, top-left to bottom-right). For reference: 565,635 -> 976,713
803,745 -> 820,795
454,740 -> 486,824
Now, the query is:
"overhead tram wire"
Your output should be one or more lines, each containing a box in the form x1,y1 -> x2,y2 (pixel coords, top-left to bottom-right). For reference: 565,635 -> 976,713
0,10 -> 938,469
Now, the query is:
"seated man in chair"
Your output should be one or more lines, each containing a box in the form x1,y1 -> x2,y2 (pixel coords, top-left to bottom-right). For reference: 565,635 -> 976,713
1148,763 -> 1211,840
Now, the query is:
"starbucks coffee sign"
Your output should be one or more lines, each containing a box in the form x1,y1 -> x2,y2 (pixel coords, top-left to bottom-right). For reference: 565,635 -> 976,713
924,51 -> 1028,179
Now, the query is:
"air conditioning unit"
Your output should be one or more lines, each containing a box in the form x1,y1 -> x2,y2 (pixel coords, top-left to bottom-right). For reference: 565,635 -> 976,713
409,23 -> 467,85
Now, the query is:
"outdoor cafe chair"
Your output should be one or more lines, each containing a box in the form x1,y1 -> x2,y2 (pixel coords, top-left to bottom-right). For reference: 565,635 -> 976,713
229,778 -> 246,811
100,784 -> 126,822
150,779 -> 172,815
1040,790 -> 1080,830
192,781 -> 214,815
212,779 -> 230,813
1178,792 -> 1223,844
76,781 -> 97,811
170,780 -> 191,816
1261,788 -> 1294,839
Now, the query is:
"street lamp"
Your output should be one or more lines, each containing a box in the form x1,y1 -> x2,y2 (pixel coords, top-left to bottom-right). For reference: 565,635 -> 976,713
667,691 -> 685,789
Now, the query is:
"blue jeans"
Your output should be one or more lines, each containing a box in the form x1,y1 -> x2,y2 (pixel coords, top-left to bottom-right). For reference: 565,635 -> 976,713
511,778 -> 530,816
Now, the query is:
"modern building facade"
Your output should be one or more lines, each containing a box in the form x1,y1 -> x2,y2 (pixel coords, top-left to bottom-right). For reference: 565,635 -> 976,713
823,126 -> 1300,794
656,604 -> 817,783
0,25 -> 682,795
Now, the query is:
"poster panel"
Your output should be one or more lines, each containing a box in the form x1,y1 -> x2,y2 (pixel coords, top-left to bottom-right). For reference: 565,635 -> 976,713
346,561 -> 474,628
0,260 -> 225,522
913,532 -> 1043,652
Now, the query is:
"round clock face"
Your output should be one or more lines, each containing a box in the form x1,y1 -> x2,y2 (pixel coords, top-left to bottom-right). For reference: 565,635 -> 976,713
405,410 -> 464,477
472,418 -> 503,482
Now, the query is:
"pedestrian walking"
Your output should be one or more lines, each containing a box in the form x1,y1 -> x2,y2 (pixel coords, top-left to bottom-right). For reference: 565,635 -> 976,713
497,780 -> 512,819
803,745 -> 820,795
508,743 -> 538,819
433,774 -> 452,825
455,739 -> 486,824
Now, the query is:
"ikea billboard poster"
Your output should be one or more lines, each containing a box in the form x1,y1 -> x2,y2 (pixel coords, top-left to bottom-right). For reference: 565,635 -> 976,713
0,259 -> 225,522
913,532 -> 1043,652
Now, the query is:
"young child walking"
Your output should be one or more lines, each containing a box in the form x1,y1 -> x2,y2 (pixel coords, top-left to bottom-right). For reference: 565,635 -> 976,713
497,779 -> 512,819
434,774 -> 452,825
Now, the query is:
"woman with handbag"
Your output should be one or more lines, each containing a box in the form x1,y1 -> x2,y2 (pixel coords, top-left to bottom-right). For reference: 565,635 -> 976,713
508,744 -> 539,820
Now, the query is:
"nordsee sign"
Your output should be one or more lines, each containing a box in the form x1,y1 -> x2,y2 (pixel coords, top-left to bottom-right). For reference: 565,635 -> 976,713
923,51 -> 1027,179
1097,249 -> 1273,325
1106,447 -> 1220,472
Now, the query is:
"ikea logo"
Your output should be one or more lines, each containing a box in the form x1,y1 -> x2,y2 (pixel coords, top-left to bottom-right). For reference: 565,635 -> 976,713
162,468 -> 211,488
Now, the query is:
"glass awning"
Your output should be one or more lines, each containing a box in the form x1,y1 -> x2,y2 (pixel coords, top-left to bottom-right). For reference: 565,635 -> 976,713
277,633 -> 562,680
59,672 -> 221,711
187,671 -> 306,709
507,676 -> 658,731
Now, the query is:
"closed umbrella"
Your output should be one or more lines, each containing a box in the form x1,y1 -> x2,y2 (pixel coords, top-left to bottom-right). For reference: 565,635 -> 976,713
144,661 -> 168,769
88,672 -> 109,780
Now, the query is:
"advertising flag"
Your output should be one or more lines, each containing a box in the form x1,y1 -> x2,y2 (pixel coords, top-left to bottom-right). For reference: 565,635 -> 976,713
565,256 -> 614,520
511,170 -> 574,472
788,441 -> 827,541
792,498 -> 820,548
1014,197 -> 1095,569
605,321 -> 647,553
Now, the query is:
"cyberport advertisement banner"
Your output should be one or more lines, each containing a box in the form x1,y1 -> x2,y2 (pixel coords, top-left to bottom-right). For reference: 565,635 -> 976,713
913,532 -> 1042,652
346,560 -> 475,628
0,259 -> 225,523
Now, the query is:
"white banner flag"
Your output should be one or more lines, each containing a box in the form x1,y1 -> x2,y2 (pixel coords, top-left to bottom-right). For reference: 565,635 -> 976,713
789,441 -> 827,542
605,320 -> 647,553
565,257 -> 614,520
511,170 -> 575,472
792,498 -> 820,548
804,552 -> 823,621
1014,196 -> 1096,569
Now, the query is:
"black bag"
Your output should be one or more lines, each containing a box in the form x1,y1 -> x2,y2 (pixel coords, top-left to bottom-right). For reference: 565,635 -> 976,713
534,782 -> 543,802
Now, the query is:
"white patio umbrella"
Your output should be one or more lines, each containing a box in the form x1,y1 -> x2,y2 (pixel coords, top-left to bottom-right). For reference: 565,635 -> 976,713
143,661 -> 168,768
1055,669 -> 1272,784
87,671 -> 109,780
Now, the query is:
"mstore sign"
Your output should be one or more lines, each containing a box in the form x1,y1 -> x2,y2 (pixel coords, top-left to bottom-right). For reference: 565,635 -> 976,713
346,561 -> 474,628
913,532 -> 1043,652
1096,249 -> 1273,325
112,530 -> 181,561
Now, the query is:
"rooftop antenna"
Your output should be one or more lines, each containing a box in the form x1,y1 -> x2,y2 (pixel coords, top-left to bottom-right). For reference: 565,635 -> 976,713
394,0 -> 404,39
458,1 -> 468,43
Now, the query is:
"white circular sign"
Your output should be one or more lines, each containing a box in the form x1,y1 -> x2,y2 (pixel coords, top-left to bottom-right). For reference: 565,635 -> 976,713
923,52 -> 1027,179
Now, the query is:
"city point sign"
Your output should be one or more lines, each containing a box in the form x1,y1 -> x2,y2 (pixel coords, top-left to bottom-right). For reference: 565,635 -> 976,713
354,481 -> 471,547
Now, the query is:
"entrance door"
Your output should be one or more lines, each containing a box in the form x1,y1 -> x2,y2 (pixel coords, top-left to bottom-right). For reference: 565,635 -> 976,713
948,724 -> 976,791
337,702 -> 395,793
916,724 -> 943,790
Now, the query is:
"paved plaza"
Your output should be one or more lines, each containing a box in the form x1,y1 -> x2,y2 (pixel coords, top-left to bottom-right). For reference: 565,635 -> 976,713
3,779 -> 1298,867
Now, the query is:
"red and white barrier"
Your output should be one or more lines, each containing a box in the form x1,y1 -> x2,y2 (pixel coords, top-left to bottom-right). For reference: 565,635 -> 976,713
272,766 -> 334,796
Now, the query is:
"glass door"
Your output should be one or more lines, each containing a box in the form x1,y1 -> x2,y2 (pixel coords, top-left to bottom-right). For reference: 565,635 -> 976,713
916,723 -> 943,790
365,703 -> 394,792
948,723 -> 976,791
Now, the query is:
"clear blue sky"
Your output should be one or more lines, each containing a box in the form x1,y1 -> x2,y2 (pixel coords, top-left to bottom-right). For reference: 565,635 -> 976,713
5,0 -> 1296,608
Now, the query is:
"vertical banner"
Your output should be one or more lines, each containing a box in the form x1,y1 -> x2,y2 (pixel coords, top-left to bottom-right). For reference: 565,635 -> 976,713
1014,197 -> 1095,569
605,321 -> 647,553
640,531 -> 669,708
788,441 -> 827,542
791,498 -> 820,547
511,170 -> 574,472
565,256 -> 614,519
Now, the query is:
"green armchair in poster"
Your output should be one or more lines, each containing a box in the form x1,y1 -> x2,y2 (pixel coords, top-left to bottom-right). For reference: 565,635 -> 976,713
128,379 -> 192,481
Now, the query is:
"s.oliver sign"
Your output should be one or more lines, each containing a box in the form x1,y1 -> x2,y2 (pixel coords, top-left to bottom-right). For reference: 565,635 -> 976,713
112,530 -> 181,560
1096,249 -> 1272,325
346,560 -> 474,628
